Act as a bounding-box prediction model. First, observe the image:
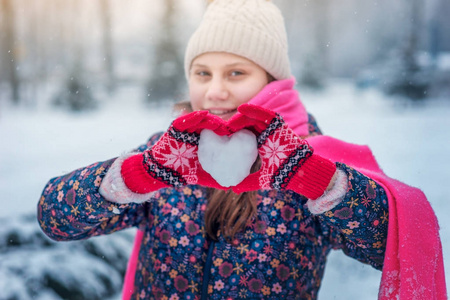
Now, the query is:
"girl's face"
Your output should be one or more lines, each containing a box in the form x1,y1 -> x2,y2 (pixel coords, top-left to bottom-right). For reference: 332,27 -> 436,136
189,52 -> 269,120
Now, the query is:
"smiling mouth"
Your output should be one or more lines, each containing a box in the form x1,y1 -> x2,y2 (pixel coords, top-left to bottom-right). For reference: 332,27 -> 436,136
208,109 -> 237,116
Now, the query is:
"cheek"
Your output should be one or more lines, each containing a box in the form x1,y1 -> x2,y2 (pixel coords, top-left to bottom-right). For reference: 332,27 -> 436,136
233,83 -> 266,105
189,83 -> 204,111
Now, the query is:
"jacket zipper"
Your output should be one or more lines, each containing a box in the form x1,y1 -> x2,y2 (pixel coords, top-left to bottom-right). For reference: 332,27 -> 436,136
201,239 -> 216,300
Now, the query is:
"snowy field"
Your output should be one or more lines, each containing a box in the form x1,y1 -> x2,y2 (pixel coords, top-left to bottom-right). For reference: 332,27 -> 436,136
0,81 -> 448,299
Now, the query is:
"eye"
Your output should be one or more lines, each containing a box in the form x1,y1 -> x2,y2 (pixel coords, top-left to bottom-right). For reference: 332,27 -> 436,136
196,71 -> 210,77
230,70 -> 244,77
190,68 -> 211,78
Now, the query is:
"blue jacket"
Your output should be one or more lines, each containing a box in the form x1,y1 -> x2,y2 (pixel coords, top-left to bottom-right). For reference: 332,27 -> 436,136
38,115 -> 388,299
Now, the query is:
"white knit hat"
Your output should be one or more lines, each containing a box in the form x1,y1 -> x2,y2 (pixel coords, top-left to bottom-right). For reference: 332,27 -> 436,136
184,0 -> 291,80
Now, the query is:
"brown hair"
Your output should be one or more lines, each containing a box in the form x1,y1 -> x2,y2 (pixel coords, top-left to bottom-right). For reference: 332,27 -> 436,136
174,72 -> 274,241
205,158 -> 261,241
173,102 -> 262,241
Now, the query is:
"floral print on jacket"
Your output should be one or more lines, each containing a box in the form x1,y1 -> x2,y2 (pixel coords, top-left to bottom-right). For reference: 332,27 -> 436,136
38,115 -> 389,299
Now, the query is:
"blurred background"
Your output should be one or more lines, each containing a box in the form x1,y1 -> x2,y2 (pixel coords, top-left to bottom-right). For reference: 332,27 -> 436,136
0,0 -> 449,299
1,0 -> 450,109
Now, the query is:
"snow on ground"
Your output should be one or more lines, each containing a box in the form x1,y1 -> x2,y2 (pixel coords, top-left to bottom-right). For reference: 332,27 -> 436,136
0,85 -> 173,217
0,81 -> 448,299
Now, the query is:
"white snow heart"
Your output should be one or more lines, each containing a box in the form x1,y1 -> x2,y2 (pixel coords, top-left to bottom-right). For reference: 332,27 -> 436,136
198,129 -> 258,187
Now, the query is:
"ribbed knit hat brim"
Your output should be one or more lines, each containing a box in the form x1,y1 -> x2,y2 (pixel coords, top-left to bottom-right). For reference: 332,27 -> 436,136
184,0 -> 291,80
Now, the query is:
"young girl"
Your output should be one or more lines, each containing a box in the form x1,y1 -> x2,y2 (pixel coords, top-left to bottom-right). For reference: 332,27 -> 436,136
38,0 -> 446,299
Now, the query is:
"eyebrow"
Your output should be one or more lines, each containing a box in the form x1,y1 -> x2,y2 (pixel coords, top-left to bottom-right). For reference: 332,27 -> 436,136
191,63 -> 208,68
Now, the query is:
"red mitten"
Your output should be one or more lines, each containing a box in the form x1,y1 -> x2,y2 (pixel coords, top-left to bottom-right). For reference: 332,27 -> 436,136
230,104 -> 336,200
121,111 -> 228,194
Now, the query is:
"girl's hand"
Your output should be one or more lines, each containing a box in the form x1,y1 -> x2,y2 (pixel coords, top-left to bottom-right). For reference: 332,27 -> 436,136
121,111 -> 229,194
230,104 -> 336,200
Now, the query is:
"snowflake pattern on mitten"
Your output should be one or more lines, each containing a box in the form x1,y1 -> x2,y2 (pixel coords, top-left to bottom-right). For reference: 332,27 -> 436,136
257,115 -> 313,190
120,111 -> 227,195
144,128 -> 201,186
231,104 -> 335,199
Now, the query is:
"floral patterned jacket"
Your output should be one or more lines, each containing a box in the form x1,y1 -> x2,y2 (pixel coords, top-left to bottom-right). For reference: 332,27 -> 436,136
38,115 -> 389,299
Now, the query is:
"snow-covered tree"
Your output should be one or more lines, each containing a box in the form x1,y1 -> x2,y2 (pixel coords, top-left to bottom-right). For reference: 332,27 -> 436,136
51,0 -> 97,111
99,0 -> 116,95
384,0 -> 431,100
146,0 -> 185,103
0,214 -> 133,300
0,0 -> 20,104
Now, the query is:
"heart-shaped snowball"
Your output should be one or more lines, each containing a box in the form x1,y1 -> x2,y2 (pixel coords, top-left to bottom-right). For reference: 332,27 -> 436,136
198,129 -> 258,187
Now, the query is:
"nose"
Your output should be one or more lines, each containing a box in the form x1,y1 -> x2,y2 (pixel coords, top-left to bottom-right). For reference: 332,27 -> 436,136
205,78 -> 228,102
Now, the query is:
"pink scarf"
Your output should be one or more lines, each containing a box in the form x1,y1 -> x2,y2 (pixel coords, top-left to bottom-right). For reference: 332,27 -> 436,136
248,77 -> 310,137
308,136 -> 447,299
122,78 -> 446,299
252,78 -> 447,298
